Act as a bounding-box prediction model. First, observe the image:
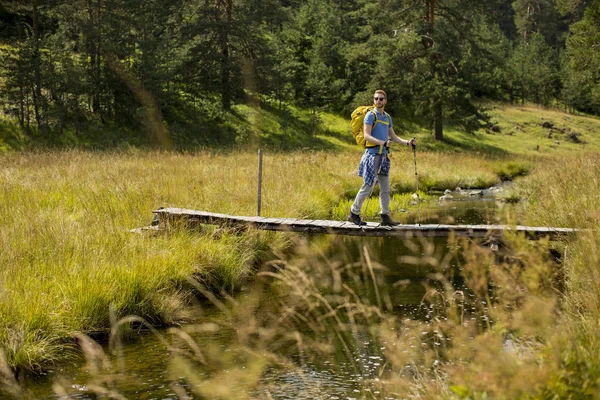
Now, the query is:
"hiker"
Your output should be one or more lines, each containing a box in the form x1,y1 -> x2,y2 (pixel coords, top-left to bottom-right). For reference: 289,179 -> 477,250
348,90 -> 416,226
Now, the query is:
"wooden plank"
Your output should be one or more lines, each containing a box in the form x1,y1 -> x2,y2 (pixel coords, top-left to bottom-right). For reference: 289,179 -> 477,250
309,220 -> 332,227
291,219 -> 315,225
312,220 -> 346,228
339,221 -> 362,229
278,218 -> 300,225
234,216 -> 261,222
329,220 -> 347,227
259,218 -> 285,224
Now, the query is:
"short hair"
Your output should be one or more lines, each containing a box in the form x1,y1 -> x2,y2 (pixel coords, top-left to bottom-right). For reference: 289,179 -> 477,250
374,90 -> 387,99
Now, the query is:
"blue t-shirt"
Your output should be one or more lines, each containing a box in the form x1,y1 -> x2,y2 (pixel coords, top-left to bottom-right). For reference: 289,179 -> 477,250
364,109 -> 392,155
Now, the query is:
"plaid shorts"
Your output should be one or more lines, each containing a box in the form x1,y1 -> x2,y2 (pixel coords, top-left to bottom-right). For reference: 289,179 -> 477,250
358,152 -> 390,187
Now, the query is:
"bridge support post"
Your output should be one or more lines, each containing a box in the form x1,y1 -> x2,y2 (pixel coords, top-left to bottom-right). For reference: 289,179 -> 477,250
257,149 -> 263,216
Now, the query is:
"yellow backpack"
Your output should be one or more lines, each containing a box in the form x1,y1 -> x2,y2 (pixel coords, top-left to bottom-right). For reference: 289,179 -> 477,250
350,106 -> 389,147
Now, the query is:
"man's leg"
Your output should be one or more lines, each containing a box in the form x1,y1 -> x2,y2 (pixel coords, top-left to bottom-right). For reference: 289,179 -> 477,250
378,173 -> 390,215
350,181 -> 373,215
378,172 -> 401,226
349,154 -> 380,225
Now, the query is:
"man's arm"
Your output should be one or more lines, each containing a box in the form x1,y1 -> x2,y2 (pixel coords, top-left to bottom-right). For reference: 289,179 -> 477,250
389,127 -> 416,147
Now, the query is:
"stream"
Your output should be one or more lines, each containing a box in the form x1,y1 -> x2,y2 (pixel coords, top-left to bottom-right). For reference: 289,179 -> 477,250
22,188 -> 512,399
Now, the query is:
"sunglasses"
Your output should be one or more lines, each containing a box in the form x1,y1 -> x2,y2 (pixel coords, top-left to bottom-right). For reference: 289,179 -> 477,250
374,97 -> 385,101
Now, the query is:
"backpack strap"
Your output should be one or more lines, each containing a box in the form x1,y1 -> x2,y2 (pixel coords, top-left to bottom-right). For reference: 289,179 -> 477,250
370,109 -> 391,128
366,109 -> 391,151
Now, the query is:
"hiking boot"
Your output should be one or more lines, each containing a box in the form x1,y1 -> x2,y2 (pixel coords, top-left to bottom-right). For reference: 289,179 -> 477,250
380,213 -> 401,227
347,212 -> 366,226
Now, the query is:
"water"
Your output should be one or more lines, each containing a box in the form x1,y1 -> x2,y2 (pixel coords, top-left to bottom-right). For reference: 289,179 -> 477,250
22,189 -> 510,399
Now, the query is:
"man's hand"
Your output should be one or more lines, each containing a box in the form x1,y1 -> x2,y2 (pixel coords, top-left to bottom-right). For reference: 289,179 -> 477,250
385,139 -> 393,148
408,137 -> 416,148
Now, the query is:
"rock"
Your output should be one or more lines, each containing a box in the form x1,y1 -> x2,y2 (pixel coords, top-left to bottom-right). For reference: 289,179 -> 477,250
542,121 -> 554,129
569,132 -> 582,143
438,194 -> 453,203
489,124 -> 501,133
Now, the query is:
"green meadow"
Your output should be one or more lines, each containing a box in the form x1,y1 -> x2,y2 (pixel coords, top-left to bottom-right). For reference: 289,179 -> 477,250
1,103 -> 600,398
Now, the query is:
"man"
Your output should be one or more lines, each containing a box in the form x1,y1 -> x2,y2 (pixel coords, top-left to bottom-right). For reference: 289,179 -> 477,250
348,90 -> 416,226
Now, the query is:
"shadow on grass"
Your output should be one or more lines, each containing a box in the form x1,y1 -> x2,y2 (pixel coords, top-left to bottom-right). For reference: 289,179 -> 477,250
422,132 -> 511,156
226,100 -> 349,152
0,119 -> 29,150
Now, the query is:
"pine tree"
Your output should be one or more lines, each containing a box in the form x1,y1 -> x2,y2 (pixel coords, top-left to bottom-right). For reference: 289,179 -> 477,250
561,1 -> 600,114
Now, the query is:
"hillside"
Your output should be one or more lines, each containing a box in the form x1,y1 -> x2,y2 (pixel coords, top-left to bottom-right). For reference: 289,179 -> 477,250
1,101 -> 599,155
235,102 -> 600,157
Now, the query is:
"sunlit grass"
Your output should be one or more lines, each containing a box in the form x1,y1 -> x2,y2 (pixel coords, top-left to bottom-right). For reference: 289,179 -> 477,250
0,150 -> 289,372
516,153 -> 600,229
0,148 -> 516,373
479,104 -> 600,155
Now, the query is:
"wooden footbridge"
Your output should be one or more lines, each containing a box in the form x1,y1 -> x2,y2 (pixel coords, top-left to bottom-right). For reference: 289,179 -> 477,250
150,207 -> 577,239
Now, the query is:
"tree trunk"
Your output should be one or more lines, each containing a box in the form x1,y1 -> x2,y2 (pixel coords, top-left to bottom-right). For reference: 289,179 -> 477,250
425,0 -> 443,140
18,79 -> 25,128
220,38 -> 231,111
426,0 -> 436,28
25,92 -> 31,131
32,0 -> 43,130
89,0 -> 102,116
219,0 -> 233,111
434,99 -> 443,141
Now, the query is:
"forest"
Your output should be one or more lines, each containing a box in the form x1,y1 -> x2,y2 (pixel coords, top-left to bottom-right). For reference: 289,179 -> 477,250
0,0 -> 599,149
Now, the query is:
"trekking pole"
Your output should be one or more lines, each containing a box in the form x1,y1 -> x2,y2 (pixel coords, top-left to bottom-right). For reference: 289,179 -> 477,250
412,143 -> 421,226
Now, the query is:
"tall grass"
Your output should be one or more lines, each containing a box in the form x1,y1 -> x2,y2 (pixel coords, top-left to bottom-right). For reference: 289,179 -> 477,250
0,148 -> 517,374
0,150 -> 284,373
514,153 -> 600,396
0,149 -> 506,373
2,149 -> 598,397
